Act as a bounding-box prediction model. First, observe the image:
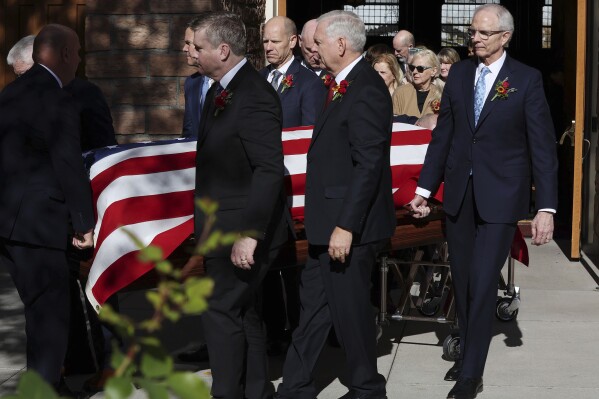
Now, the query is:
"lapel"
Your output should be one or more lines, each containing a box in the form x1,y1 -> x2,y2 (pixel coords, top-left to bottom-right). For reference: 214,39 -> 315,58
309,58 -> 366,151
475,54 -> 513,130
462,58 -> 478,133
197,62 -> 250,147
279,59 -> 300,96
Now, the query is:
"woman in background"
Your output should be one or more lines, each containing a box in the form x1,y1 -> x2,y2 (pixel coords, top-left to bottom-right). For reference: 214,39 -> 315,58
437,47 -> 460,85
372,53 -> 404,98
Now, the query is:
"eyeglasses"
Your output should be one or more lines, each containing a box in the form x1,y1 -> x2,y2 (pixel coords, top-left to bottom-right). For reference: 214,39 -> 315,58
408,64 -> 433,73
467,29 -> 505,40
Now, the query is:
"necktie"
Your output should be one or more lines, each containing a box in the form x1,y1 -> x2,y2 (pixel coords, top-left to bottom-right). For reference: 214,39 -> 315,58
324,78 -> 336,109
271,70 -> 282,91
474,66 -> 490,126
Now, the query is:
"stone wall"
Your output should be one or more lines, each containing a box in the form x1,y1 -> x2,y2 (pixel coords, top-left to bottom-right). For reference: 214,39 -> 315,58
85,0 -> 267,142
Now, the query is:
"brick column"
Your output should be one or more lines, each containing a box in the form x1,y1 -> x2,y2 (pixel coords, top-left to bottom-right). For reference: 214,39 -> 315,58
85,0 -> 217,142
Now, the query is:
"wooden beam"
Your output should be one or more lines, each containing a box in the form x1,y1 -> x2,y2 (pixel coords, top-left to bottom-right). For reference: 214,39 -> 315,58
277,0 -> 286,16
571,0 -> 587,259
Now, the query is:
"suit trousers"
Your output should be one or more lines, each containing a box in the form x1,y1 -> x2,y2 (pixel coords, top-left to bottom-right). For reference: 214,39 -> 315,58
201,247 -> 277,399
0,238 -> 70,386
445,178 -> 517,378
277,243 -> 386,399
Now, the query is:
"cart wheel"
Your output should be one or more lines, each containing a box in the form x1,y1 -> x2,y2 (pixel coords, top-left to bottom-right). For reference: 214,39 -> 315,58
496,297 -> 518,322
443,334 -> 460,361
418,296 -> 440,317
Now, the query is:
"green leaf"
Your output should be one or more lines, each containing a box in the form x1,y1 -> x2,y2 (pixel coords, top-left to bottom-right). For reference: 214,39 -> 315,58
155,260 -> 173,274
139,319 -> 161,332
139,245 -> 164,263
162,304 -> 181,322
197,231 -> 222,254
196,198 -> 218,216
167,372 -> 210,399
137,379 -> 169,399
146,290 -> 162,309
181,296 -> 208,314
99,305 -> 135,338
104,376 -> 134,399
184,277 -> 214,298
140,344 -> 173,379
12,371 -> 59,399
121,228 -> 145,249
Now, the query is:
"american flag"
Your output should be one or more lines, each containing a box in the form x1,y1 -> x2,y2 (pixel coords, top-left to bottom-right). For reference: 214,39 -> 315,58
84,123 -> 438,309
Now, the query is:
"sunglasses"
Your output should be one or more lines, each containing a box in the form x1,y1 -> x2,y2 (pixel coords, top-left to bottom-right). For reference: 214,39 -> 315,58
408,64 -> 433,73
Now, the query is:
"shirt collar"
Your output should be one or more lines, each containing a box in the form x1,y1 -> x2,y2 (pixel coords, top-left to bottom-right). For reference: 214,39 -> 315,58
333,55 -> 362,84
272,56 -> 294,76
220,58 -> 247,89
477,50 -> 506,77
38,63 -> 63,88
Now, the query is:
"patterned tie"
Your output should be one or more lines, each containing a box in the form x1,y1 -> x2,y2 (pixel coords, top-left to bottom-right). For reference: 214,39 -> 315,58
474,66 -> 490,126
271,70 -> 282,91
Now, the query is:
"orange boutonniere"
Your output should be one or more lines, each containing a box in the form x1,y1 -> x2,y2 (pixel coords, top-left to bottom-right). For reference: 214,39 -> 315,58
214,89 -> 233,116
332,80 -> 351,102
491,77 -> 517,101
281,74 -> 294,93
430,98 -> 441,114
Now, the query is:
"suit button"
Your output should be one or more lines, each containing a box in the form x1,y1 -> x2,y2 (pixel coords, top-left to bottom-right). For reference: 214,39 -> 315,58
472,138 -> 477,144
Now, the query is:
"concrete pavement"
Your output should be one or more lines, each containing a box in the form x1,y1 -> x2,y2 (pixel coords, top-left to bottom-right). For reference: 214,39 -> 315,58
1,239 -> 599,398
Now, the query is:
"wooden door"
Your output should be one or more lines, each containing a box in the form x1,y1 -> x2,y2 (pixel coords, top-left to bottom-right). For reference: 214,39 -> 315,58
0,0 -> 85,90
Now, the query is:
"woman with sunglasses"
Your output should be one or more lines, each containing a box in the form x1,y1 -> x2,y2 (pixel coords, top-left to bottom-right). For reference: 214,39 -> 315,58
392,49 -> 442,117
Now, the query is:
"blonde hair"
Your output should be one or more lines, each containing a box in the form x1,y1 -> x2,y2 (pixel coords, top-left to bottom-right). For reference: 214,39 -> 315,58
372,53 -> 404,92
411,49 -> 440,79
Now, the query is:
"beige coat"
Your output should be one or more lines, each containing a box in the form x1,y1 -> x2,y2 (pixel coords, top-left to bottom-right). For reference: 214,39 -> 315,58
392,82 -> 442,117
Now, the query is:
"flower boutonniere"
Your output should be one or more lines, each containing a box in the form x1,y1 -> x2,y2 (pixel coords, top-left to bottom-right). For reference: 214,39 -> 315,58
322,74 -> 334,88
281,74 -> 294,93
214,89 -> 233,116
491,77 -> 517,101
430,98 -> 441,114
331,80 -> 351,102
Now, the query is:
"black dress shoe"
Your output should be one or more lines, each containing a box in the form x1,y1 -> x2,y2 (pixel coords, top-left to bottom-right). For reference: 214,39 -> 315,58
444,359 -> 463,381
177,343 -> 209,362
447,377 -> 483,399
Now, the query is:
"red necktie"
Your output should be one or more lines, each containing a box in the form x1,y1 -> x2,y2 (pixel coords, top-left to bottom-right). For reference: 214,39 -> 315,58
324,83 -> 335,108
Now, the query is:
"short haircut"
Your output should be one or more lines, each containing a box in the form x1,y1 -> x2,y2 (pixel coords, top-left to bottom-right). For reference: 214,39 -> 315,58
280,16 -> 297,37
32,24 -> 73,63
474,4 -> 515,33
189,12 -> 246,56
412,49 -> 441,78
437,47 -> 460,65
7,35 -> 35,65
317,10 -> 366,54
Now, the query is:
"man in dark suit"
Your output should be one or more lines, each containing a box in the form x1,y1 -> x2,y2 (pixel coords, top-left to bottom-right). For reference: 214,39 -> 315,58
260,16 -> 325,128
298,19 -> 323,76
276,11 -> 395,399
0,24 -> 94,388
191,12 -> 289,399
182,18 -> 211,138
410,5 -> 557,398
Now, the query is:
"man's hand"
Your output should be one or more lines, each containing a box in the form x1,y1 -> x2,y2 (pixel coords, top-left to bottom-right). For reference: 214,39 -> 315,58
72,230 -> 94,249
409,194 -> 430,218
531,211 -> 554,246
231,236 -> 258,270
328,226 -> 352,263
415,113 -> 438,130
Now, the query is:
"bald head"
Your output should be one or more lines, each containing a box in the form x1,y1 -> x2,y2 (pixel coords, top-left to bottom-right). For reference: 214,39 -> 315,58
263,16 -> 297,68
392,30 -> 414,63
33,24 -> 81,85
299,19 -> 320,70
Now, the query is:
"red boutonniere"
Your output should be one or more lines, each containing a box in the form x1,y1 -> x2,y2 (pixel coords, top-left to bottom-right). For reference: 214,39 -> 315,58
331,80 -> 350,102
322,73 -> 334,88
281,74 -> 294,93
214,89 -> 233,116
430,98 -> 441,114
491,77 -> 517,101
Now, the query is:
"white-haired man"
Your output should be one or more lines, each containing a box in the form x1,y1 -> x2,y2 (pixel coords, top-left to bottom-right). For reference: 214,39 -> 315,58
276,10 -> 394,399
6,34 -> 35,77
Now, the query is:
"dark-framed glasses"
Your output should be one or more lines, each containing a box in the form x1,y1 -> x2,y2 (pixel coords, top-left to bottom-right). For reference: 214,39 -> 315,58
408,64 -> 433,73
467,28 -> 505,40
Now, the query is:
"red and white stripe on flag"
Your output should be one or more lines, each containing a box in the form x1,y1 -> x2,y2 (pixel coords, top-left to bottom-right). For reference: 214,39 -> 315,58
85,123 -> 436,309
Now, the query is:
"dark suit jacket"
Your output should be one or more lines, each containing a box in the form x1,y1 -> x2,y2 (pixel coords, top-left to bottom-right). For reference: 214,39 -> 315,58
195,61 -> 289,257
183,72 -> 206,138
0,64 -> 94,250
418,55 -> 558,222
260,58 -> 326,128
64,78 -> 117,151
304,58 -> 396,245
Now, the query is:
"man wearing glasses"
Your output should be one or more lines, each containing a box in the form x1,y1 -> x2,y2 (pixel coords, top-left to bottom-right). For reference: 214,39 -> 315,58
410,4 -> 557,399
